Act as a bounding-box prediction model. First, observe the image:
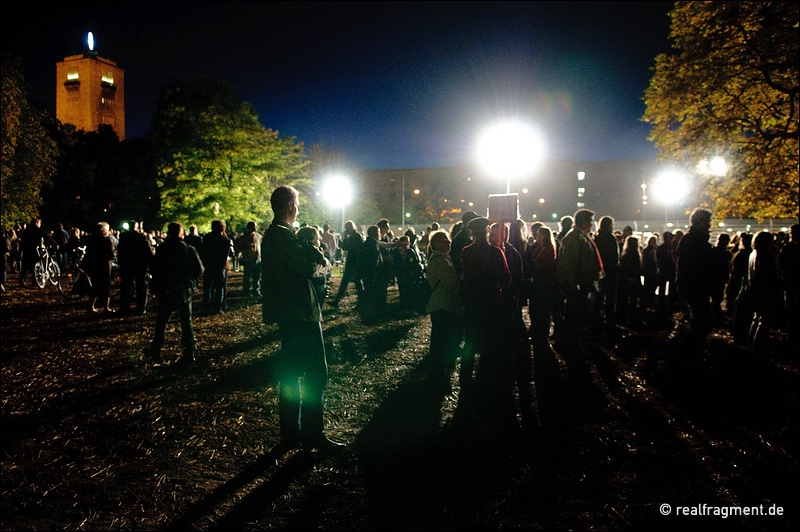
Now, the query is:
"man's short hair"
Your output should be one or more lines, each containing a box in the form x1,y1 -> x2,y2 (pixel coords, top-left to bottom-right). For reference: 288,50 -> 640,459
167,222 -> 183,239
270,185 -> 298,214
573,209 -> 595,227
598,216 -> 614,232
211,219 -> 226,233
377,219 -> 390,228
689,207 -> 712,227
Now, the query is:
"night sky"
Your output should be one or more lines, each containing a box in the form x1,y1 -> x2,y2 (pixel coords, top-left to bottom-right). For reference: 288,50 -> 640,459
3,1 -> 675,170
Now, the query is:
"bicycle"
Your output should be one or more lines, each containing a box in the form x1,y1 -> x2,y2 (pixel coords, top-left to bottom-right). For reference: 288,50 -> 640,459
34,245 -> 61,289
58,246 -> 90,299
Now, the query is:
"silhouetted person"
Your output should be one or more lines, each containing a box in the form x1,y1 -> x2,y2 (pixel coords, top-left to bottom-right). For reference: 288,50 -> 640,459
555,209 -> 604,353
450,210 -> 479,277
728,232 -> 754,345
748,230 -> 784,354
529,225 -> 558,349
329,220 -> 364,308
656,231 -> 676,312
593,215 -> 619,326
359,225 -> 386,321
617,235 -> 643,327
675,208 -> 715,335
642,235 -> 659,309
117,220 -> 154,315
261,185 -> 344,453
236,221 -> 262,297
556,215 -> 573,249
83,222 -> 116,314
490,222 -> 532,431
424,230 -> 463,391
778,224 -> 799,349
146,222 -> 204,364
460,216 -> 511,399
392,235 -> 424,311
202,220 -> 232,314
296,225 -> 331,304
52,222 -> 70,268
18,218 -> 49,287
708,232 -> 733,323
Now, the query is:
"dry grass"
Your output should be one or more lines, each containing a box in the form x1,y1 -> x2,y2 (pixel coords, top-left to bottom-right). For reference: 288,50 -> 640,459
1,271 -> 797,530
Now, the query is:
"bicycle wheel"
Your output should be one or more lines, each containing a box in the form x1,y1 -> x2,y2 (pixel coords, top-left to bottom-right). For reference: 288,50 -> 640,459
47,261 -> 61,286
59,266 -> 85,300
34,262 -> 47,289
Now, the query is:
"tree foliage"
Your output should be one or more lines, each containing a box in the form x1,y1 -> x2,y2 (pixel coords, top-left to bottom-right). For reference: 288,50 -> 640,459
643,1 -> 799,220
149,78 -> 310,233
1,51 -> 58,228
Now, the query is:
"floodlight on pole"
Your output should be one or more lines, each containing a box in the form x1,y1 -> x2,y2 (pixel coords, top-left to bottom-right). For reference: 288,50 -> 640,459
651,169 -> 690,231
323,174 -> 352,233
476,119 -> 546,194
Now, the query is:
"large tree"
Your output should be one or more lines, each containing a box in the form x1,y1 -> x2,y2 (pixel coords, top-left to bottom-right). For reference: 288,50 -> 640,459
150,77 -> 309,232
643,1 -> 799,220
1,51 -> 58,228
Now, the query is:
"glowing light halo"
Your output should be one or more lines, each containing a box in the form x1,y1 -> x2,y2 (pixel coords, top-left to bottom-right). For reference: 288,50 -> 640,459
651,169 -> 690,205
476,120 -> 546,182
322,174 -> 352,209
87,32 -> 95,51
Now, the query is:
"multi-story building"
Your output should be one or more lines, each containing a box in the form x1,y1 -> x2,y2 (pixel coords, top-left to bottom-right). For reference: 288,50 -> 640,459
359,159 -> 665,229
56,49 -> 125,140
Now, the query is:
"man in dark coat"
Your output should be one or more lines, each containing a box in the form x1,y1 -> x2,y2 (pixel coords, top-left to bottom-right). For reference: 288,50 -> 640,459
675,208 -> 715,334
201,220 -> 233,314
329,220 -> 364,308
117,220 -> 154,315
146,222 -> 204,364
261,185 -> 344,453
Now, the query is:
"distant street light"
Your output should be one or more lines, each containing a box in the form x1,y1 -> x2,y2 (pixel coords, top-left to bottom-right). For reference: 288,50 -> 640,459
476,120 -> 546,194
323,174 -> 352,233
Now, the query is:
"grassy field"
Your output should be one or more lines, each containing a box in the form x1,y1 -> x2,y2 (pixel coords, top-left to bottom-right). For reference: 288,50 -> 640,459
1,271 -> 797,530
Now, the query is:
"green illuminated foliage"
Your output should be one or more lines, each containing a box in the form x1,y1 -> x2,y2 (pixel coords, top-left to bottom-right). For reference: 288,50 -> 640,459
643,1 -> 799,220
150,78 -> 309,232
1,51 -> 58,228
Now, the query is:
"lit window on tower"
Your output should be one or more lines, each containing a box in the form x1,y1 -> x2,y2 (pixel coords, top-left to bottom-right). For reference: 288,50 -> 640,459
67,67 -> 79,80
102,71 -> 114,85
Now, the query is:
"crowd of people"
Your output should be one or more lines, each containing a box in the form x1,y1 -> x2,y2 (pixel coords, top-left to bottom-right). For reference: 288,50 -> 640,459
2,201 -> 798,450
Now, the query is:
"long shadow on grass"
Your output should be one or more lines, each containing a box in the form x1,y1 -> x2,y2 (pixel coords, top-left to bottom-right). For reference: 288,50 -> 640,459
1,333 -> 282,445
164,446 -> 316,532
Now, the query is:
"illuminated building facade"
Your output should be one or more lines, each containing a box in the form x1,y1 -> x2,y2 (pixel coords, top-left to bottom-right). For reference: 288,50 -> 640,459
56,52 -> 125,140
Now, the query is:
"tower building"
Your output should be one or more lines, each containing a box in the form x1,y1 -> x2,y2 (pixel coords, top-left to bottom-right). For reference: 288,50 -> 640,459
55,34 -> 125,140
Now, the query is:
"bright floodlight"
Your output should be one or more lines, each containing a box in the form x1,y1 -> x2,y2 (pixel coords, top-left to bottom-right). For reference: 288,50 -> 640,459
476,120 -> 546,187
651,170 -> 690,205
87,32 -> 94,51
323,175 -> 352,209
